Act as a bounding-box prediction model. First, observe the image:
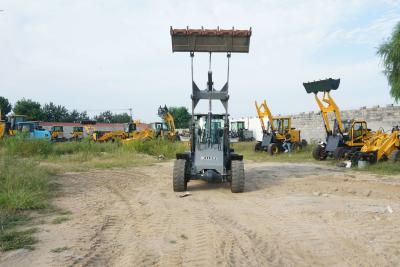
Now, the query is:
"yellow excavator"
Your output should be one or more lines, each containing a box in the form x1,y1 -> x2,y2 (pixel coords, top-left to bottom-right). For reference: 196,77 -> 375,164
303,78 -> 373,160
254,99 -> 306,154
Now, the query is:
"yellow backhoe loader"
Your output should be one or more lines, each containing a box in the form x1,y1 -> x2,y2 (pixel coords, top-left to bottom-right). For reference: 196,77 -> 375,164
254,99 -> 306,154
121,106 -> 178,144
92,122 -> 137,142
157,105 -> 179,141
303,78 -> 373,160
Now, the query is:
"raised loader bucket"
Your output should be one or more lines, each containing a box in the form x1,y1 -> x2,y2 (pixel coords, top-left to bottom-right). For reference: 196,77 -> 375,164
170,27 -> 251,53
303,78 -> 340,94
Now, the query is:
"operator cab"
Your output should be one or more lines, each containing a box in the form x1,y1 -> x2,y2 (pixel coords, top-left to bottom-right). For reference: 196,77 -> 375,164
194,114 -> 226,149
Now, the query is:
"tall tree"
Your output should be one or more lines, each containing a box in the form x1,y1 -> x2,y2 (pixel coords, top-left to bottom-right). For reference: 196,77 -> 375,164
94,110 -> 113,123
0,96 -> 12,119
42,102 -> 69,122
378,22 -> 400,101
13,98 -> 43,121
168,106 -> 191,129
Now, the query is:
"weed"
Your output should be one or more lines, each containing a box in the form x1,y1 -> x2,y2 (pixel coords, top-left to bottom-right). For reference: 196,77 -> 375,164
51,246 -> 69,253
51,216 -> 70,224
0,228 -> 37,251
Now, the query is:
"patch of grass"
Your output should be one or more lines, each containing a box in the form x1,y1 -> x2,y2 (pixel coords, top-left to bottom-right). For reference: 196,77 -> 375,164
0,155 -> 54,211
123,138 -> 187,159
51,216 -> 70,224
51,246 -> 69,253
359,161 -> 400,175
0,228 -> 37,251
232,142 -> 317,163
0,212 -> 31,231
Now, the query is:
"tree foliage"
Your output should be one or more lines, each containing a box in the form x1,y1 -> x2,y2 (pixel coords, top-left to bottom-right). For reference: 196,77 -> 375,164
168,106 -> 191,129
13,98 -> 43,121
0,96 -> 12,119
42,102 -> 69,122
94,111 -> 131,123
378,22 -> 400,102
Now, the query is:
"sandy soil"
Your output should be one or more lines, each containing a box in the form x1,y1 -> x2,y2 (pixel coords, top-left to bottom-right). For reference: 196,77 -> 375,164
1,161 -> 400,267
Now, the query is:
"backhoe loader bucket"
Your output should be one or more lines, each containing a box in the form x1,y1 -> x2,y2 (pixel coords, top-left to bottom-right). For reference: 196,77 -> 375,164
170,27 -> 251,53
303,78 -> 340,94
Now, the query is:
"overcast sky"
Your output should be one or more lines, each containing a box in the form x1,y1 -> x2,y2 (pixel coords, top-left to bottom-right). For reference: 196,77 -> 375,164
1,0 -> 399,121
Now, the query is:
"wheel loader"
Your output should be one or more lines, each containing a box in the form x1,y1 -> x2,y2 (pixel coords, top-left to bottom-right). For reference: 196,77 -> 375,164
70,126 -> 84,141
170,26 -> 252,193
51,126 -> 66,141
254,99 -> 307,155
345,126 -> 400,165
303,78 -> 373,160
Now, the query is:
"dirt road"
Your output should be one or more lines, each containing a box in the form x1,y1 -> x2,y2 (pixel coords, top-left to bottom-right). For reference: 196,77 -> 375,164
1,161 -> 400,267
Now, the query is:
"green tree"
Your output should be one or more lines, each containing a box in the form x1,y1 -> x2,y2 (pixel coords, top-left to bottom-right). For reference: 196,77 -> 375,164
169,106 -> 191,129
94,111 -> 131,123
110,113 -> 132,123
378,22 -> 400,101
94,111 -> 113,123
13,98 -> 43,121
0,96 -> 12,119
42,102 -> 69,122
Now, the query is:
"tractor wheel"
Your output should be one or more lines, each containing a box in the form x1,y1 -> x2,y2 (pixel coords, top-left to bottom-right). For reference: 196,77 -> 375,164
390,150 -> 400,163
231,160 -> 245,193
312,145 -> 327,161
333,147 -> 346,160
292,142 -> 302,152
268,143 -> 279,155
173,159 -> 188,192
254,141 -> 262,152
301,139 -> 308,147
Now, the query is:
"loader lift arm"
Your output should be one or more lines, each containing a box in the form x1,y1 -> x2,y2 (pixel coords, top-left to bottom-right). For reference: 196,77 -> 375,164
255,100 -> 274,133
158,105 -> 177,137
303,78 -> 342,135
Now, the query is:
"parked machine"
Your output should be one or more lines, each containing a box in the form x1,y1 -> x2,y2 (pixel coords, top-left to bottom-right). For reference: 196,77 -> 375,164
6,115 -> 28,136
157,105 -> 178,141
254,99 -> 306,154
93,122 -> 137,142
170,26 -> 251,193
230,121 -> 254,142
15,121 -> 51,140
345,127 -> 400,165
51,125 -> 66,141
0,110 -> 5,139
70,126 -> 84,141
303,78 -> 373,160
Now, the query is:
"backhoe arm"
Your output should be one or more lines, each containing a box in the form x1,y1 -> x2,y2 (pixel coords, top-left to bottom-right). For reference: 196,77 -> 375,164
255,100 -> 274,133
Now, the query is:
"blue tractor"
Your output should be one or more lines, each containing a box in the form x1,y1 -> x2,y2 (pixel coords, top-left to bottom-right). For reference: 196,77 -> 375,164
15,121 -> 51,140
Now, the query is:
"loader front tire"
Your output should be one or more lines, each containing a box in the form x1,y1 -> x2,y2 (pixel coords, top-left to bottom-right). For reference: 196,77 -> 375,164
173,159 -> 187,192
313,145 -> 327,161
268,143 -> 279,155
231,160 -> 245,193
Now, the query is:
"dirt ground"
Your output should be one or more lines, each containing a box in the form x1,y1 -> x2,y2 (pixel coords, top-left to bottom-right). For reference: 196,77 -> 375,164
1,161 -> 400,267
